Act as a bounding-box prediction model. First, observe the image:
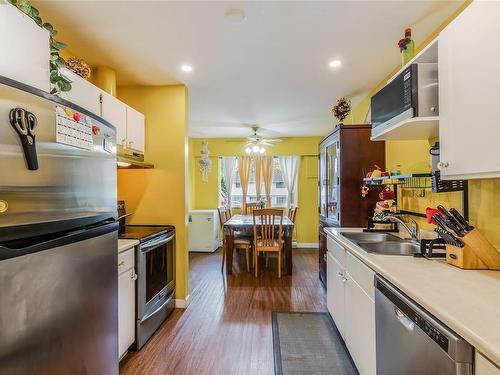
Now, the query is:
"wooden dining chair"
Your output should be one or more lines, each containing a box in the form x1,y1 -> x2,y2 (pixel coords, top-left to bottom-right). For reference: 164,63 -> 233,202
287,206 -> 298,223
245,202 -> 260,215
218,206 -> 251,273
253,209 -> 284,277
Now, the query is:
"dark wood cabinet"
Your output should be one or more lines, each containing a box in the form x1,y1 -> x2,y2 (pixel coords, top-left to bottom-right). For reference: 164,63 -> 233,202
318,124 -> 385,287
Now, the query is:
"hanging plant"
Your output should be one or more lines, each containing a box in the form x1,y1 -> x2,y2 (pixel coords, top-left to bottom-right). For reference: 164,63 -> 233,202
7,0 -> 72,95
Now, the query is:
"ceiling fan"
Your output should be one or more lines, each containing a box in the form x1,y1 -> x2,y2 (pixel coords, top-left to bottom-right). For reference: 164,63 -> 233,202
244,126 -> 282,154
225,126 -> 282,154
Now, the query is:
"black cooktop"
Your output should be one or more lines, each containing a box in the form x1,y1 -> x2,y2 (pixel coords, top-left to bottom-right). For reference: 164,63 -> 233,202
119,225 -> 175,242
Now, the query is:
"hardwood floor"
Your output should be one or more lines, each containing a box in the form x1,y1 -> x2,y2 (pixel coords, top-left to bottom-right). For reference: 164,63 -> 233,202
120,249 -> 326,375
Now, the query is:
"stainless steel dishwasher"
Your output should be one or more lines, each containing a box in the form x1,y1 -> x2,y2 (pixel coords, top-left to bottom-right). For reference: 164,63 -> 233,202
374,276 -> 473,375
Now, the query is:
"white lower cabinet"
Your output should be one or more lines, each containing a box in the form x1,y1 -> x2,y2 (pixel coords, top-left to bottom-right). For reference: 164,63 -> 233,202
326,237 -> 376,375
476,352 -> 500,375
118,247 -> 136,359
345,253 -> 376,375
327,252 -> 345,338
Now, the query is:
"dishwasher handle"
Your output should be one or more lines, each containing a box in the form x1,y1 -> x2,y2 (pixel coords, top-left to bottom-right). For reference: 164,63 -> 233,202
395,307 -> 415,331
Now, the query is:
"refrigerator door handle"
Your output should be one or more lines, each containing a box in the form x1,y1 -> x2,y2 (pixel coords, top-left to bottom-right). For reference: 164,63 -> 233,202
0,222 -> 118,261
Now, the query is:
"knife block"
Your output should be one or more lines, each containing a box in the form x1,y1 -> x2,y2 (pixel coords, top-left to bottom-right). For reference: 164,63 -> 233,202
446,229 -> 500,270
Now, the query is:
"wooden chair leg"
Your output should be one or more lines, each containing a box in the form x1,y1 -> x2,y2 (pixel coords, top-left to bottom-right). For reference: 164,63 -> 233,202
245,246 -> 250,272
221,243 -> 225,273
255,250 -> 258,277
265,253 -> 269,268
278,250 -> 282,278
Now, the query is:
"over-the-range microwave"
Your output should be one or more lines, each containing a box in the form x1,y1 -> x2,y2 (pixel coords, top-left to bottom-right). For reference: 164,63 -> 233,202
371,63 -> 438,138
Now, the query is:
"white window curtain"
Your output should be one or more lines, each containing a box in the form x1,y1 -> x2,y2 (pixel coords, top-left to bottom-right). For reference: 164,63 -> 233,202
222,156 -> 236,208
278,156 -> 300,208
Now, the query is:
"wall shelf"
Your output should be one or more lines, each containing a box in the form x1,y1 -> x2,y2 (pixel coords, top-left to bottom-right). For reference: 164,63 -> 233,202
364,173 -> 431,188
371,116 -> 439,141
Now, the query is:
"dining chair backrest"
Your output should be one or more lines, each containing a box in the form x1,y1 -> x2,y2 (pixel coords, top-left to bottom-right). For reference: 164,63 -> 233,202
252,208 -> 284,247
288,206 -> 298,223
217,206 -> 229,229
245,202 -> 260,215
225,205 -> 232,219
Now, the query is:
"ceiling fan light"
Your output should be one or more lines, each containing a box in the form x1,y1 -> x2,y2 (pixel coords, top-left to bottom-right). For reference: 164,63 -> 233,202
259,147 -> 265,154
252,145 -> 259,153
245,147 -> 252,154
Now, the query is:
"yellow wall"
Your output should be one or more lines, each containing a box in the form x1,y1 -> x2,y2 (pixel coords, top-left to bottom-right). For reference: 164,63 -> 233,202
350,0 -> 500,247
117,85 -> 190,300
189,137 -> 320,244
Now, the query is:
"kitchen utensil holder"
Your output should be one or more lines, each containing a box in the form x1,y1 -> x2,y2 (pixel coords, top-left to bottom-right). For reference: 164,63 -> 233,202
431,171 -> 467,193
446,229 -> 500,270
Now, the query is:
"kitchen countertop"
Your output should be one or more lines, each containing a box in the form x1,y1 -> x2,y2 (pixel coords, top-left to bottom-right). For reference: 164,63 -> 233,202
118,239 -> 139,253
324,227 -> 500,366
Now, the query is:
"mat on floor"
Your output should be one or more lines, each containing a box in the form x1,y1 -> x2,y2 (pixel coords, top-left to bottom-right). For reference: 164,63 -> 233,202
272,312 -> 358,375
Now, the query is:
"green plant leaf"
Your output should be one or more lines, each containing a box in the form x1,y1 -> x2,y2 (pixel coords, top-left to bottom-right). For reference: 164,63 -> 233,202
7,0 -> 17,5
59,74 -> 72,84
18,0 -> 31,14
42,22 -> 57,36
50,53 -> 59,61
33,16 -> 42,26
51,41 -> 67,51
30,6 -> 39,16
49,70 -> 60,83
55,56 -> 66,68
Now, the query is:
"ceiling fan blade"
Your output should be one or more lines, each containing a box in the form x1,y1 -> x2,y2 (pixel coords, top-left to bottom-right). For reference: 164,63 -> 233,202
260,142 -> 275,147
265,139 -> 283,143
224,139 -> 248,142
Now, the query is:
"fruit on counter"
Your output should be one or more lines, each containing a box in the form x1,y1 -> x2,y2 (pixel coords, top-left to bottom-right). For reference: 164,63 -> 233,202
73,112 -> 81,122
381,171 -> 390,177
64,107 -> 73,117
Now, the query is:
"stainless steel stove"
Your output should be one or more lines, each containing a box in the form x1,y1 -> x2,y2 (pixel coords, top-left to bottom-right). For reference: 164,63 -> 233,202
119,225 -> 175,350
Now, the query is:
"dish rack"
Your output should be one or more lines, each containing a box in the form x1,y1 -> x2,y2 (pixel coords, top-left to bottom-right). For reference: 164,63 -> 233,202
363,172 -> 470,220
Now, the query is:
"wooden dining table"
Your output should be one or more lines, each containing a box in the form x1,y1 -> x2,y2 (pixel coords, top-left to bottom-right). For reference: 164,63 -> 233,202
223,214 -> 295,275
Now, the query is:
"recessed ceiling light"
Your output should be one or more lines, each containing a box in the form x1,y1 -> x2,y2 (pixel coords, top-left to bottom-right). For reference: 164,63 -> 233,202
181,64 -> 193,73
329,60 -> 342,68
225,8 -> 246,24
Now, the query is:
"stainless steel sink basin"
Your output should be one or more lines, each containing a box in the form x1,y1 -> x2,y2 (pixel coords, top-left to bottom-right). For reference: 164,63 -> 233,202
341,232 -> 400,242
340,231 -> 419,256
356,241 -> 419,256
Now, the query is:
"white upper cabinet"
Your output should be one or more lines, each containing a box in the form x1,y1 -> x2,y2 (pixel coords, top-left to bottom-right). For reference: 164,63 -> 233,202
126,106 -> 145,153
438,1 -> 500,179
100,91 -> 127,146
60,69 -> 101,115
0,4 -> 49,92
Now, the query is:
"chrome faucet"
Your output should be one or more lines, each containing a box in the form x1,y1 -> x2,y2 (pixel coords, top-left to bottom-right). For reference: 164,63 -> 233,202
383,213 -> 420,243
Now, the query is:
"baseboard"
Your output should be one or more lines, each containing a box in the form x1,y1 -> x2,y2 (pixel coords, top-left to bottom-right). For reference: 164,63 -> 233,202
294,242 -> 319,249
174,294 -> 191,309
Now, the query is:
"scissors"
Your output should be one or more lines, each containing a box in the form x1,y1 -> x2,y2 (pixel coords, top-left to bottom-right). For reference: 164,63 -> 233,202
9,108 -> 39,170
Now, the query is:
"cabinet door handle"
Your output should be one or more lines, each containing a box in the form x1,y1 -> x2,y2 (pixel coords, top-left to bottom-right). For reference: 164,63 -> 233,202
121,138 -> 127,147
437,161 -> 449,169
337,271 -> 343,278
323,253 -> 327,262
128,140 -> 134,147
131,273 -> 138,281
118,260 -> 125,267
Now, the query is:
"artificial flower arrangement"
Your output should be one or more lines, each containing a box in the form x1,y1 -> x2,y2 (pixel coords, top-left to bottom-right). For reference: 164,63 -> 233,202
398,28 -> 415,66
331,96 -> 352,124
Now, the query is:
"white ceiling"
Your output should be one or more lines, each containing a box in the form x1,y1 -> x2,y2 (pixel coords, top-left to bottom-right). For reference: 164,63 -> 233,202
34,1 -> 462,138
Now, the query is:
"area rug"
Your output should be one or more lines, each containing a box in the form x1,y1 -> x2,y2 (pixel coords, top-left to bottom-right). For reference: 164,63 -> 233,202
272,312 -> 358,375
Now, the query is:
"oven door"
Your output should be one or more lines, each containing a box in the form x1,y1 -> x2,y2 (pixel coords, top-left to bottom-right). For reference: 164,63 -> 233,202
137,233 -> 175,320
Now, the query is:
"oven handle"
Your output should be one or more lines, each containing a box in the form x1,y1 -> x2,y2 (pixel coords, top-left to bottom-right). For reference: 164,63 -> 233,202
140,297 -> 171,323
141,233 -> 175,253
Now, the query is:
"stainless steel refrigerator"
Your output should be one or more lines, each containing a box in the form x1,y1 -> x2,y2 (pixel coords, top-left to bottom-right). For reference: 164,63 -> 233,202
0,77 -> 119,374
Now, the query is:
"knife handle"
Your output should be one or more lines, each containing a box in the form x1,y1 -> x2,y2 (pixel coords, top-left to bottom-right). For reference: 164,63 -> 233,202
449,208 -> 473,231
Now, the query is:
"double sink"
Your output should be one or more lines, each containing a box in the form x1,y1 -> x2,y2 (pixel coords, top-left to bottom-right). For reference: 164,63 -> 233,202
340,232 -> 420,256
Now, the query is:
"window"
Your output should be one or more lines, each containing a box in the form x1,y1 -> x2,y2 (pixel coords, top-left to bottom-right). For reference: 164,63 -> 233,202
219,156 -> 290,208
